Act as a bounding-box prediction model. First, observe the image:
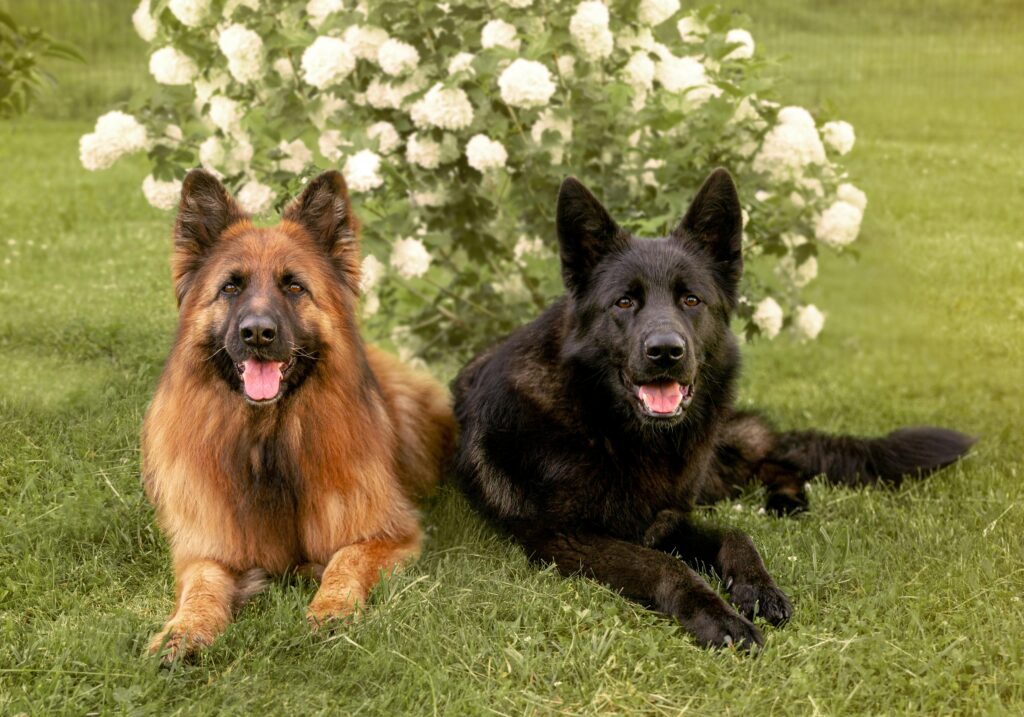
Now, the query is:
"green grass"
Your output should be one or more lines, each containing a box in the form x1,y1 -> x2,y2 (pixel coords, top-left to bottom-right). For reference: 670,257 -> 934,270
2,1 -> 1023,714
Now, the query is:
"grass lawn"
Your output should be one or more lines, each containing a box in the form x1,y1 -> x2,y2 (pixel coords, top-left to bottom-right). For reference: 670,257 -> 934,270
1,1 -> 1022,714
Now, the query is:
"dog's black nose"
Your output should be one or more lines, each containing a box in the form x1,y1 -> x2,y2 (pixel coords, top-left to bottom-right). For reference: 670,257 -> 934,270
644,333 -> 686,366
240,315 -> 277,347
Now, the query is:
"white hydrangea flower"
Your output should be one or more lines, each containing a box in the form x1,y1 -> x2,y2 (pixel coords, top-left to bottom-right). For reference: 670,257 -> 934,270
677,14 -> 709,42
501,0 -> 533,7
513,234 -> 545,264
199,134 -> 253,174
406,133 -> 443,169
409,84 -> 475,131
815,201 -> 863,248
309,93 -> 348,129
798,177 -> 825,198
142,175 -> 182,211
498,59 -> 557,109
753,297 -> 783,339
209,95 -> 244,135
302,36 -> 356,89
795,304 -> 825,340
557,55 -> 576,78
168,0 -> 210,28
837,182 -> 867,211
642,158 -> 664,188
654,50 -> 719,103
465,135 -> 508,172
570,2 -> 614,61
360,254 -> 386,293
237,180 -> 275,214
318,130 -> 346,161
193,72 -> 228,111
448,52 -> 476,75
725,29 -> 755,60
638,0 -> 680,26
366,121 -> 401,155
530,110 -> 573,164
481,19 -> 520,51
390,237 -> 432,279
752,106 -> 826,179
343,25 -> 389,61
363,291 -> 381,317
411,189 -> 448,207
132,0 -> 158,42
731,95 -> 763,125
198,136 -> 224,170
618,26 -> 656,52
305,0 -> 343,28
272,57 -> 295,80
149,47 -> 198,86
79,111 -> 149,171
343,150 -> 385,193
365,72 -> 427,110
822,120 -> 856,155
377,39 -> 419,76
277,138 -> 312,174
218,24 -> 264,84
163,124 -> 183,143
778,105 -> 816,129
624,51 -> 656,91
779,253 -> 818,288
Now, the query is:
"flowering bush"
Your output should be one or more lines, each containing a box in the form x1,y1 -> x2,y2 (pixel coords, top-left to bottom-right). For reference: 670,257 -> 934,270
84,0 -> 868,362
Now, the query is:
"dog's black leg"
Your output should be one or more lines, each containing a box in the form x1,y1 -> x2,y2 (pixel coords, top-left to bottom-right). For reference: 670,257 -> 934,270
517,528 -> 763,649
642,509 -> 792,626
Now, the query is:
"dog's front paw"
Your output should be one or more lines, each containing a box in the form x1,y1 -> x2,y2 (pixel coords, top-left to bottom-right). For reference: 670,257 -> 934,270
729,581 -> 793,626
765,487 -> 809,516
306,587 -> 365,632
683,604 -> 764,650
147,622 -> 212,665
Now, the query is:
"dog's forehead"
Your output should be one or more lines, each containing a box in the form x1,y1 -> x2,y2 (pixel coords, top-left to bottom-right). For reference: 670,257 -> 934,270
599,236 -> 712,290
213,224 -> 320,269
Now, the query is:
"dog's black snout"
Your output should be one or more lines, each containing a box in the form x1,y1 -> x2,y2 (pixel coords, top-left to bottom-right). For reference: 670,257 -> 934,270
239,315 -> 278,347
644,332 -> 686,366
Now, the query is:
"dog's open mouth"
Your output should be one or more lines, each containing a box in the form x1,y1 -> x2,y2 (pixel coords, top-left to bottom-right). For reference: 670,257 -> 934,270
626,376 -> 694,417
235,357 -> 295,403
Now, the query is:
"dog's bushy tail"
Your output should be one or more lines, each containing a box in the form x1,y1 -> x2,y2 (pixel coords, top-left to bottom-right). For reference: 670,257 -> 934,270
710,413 -> 976,514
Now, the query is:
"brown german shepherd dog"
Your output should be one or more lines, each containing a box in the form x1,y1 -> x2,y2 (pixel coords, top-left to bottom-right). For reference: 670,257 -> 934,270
142,169 -> 455,662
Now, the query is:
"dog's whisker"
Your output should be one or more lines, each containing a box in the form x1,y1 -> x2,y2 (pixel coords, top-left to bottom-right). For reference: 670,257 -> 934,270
204,346 -> 227,362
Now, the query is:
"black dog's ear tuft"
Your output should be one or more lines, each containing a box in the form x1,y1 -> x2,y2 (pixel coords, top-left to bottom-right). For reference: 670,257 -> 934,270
556,177 -> 629,294
672,168 -> 743,303
173,168 -> 248,305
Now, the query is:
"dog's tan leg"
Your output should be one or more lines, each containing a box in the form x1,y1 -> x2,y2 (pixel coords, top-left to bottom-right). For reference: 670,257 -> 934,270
306,531 -> 421,628
148,559 -> 237,663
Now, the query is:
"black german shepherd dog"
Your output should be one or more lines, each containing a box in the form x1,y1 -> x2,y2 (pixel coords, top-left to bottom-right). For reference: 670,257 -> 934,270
452,169 -> 974,649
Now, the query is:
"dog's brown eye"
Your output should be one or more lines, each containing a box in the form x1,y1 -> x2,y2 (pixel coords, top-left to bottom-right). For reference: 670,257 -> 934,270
222,283 -> 239,295
287,283 -> 305,295
615,296 -> 634,309
683,295 -> 701,307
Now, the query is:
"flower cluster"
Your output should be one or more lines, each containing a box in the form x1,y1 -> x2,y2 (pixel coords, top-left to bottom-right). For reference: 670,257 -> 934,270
85,0 -> 866,358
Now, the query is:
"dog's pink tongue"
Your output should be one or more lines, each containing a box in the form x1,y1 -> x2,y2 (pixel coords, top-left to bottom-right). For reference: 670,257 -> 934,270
242,360 -> 283,401
639,381 -> 683,414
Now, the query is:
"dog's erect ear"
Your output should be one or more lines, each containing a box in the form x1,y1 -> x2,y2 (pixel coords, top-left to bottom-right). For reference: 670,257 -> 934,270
672,168 -> 743,303
283,170 -> 360,285
557,177 -> 629,294
173,168 -> 249,305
